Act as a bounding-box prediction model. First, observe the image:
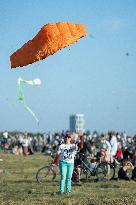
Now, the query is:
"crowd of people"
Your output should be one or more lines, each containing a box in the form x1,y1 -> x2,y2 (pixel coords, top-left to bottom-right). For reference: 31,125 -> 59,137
0,130 -> 136,194
50,131 -> 136,194
0,130 -> 135,159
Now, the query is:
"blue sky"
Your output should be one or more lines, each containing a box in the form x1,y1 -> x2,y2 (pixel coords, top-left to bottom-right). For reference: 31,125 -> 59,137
0,0 -> 136,134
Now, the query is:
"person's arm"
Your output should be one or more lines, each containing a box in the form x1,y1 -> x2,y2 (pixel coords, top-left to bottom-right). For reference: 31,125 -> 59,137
75,143 -> 78,151
51,145 -> 61,165
126,161 -> 134,170
105,141 -> 111,155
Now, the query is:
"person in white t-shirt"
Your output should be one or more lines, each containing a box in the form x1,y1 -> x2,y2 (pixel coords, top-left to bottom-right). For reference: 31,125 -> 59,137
109,133 -> 118,163
54,133 -> 77,194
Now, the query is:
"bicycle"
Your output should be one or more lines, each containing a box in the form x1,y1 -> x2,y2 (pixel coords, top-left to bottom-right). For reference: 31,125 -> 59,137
36,152 -> 116,184
36,153 -> 59,184
71,153 -> 115,183
36,154 -> 77,185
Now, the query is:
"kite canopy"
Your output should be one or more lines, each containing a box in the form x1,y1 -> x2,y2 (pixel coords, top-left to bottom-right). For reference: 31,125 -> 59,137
10,22 -> 87,68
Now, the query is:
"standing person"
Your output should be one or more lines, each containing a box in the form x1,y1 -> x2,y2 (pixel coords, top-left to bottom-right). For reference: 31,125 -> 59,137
22,132 -> 29,156
98,135 -> 112,162
77,133 -> 92,157
109,132 -> 118,163
73,133 -> 92,182
2,131 -> 9,152
18,134 -> 23,155
115,145 -> 123,162
54,133 -> 77,194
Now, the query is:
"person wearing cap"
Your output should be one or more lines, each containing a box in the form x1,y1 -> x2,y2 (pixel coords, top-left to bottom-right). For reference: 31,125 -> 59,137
54,133 -> 77,194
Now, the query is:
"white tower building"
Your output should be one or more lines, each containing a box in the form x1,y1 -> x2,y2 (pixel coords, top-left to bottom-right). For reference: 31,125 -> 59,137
70,113 -> 85,133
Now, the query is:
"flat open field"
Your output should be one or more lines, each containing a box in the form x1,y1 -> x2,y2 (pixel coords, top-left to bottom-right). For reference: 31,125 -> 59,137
0,152 -> 136,205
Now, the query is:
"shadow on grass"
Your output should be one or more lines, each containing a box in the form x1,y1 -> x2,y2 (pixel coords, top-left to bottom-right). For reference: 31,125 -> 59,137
6,179 -> 37,183
99,184 -> 120,188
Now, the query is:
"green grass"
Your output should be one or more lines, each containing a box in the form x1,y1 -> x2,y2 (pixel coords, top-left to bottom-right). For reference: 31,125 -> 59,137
0,152 -> 136,205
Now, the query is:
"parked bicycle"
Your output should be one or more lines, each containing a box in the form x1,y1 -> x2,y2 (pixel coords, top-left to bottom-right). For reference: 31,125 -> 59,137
72,153 -> 115,182
36,152 -> 116,184
36,153 -> 59,184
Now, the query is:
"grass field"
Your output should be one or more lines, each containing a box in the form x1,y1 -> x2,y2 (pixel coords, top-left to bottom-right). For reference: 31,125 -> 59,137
0,152 -> 136,205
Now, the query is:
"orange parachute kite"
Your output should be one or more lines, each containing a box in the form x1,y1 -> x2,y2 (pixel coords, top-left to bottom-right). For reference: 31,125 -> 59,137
10,22 -> 87,68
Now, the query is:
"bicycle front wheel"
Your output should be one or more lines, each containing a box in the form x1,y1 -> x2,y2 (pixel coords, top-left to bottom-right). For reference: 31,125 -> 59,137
96,163 -> 115,180
36,166 -> 56,184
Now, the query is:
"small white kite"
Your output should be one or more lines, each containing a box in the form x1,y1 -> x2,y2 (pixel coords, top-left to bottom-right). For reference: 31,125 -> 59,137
17,77 -> 41,123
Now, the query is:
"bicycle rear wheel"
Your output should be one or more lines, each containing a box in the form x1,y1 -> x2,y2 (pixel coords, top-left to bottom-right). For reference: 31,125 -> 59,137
36,166 -> 56,184
96,163 -> 115,180
80,167 -> 88,182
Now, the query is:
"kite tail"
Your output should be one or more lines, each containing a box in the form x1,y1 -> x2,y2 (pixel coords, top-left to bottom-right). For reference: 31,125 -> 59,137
17,77 -> 39,123
24,101 -> 39,123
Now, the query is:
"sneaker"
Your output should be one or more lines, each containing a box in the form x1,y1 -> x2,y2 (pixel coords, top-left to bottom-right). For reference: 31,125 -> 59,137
59,192 -> 64,195
66,192 -> 71,195
51,192 -> 64,196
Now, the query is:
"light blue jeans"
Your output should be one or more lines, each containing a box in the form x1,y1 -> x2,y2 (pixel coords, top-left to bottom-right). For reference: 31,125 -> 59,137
59,161 -> 74,193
